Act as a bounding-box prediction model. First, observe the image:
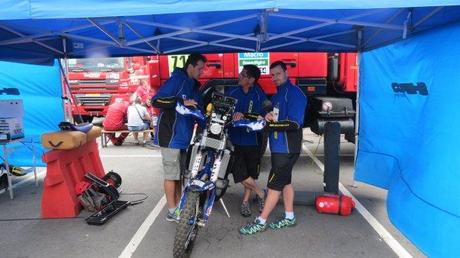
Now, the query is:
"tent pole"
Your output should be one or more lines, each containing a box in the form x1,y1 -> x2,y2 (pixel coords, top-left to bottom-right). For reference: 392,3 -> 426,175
403,9 -> 413,39
60,37 -> 83,123
351,29 -> 363,188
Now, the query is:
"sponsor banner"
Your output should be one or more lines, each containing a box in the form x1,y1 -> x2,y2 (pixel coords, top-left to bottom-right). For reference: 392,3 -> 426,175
238,52 -> 270,75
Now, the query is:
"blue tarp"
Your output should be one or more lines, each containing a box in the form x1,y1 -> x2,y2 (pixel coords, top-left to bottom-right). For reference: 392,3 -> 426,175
355,21 -> 460,257
0,60 -> 64,167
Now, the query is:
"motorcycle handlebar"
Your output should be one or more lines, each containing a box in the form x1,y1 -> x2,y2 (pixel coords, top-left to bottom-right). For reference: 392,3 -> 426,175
176,102 -> 266,131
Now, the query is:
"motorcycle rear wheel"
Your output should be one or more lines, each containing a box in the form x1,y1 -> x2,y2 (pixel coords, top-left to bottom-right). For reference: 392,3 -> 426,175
173,191 -> 200,258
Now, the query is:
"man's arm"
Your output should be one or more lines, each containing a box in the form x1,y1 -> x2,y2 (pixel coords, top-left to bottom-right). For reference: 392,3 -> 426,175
265,120 -> 300,131
263,87 -> 306,132
263,117 -> 300,131
285,87 -> 307,126
151,77 -> 180,109
243,112 -> 262,121
142,106 -> 151,120
151,96 -> 177,109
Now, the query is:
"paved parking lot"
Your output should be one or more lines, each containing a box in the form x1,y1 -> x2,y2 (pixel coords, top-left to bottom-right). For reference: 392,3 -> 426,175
0,130 -> 424,258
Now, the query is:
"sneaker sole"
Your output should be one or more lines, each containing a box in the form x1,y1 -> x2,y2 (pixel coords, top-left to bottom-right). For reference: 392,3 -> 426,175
165,217 -> 179,223
269,223 -> 296,230
239,228 -> 266,235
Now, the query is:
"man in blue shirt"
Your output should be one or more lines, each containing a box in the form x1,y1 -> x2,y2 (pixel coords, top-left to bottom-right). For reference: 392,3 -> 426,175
228,64 -> 268,217
151,53 -> 207,222
240,61 -> 307,235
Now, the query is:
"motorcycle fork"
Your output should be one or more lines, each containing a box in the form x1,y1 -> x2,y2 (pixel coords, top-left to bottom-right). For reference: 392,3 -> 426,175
200,188 -> 216,225
177,190 -> 190,216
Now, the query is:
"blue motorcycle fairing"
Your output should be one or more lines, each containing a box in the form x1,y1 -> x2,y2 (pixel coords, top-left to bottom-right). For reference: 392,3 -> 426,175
203,189 -> 216,221
188,179 -> 216,192
232,119 -> 266,131
176,102 -> 205,121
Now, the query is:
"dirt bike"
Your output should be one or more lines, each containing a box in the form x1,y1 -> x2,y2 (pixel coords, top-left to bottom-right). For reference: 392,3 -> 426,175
172,92 -> 265,258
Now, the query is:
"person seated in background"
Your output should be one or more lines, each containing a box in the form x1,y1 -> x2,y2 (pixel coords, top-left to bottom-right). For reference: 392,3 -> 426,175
102,98 -> 129,146
127,97 -> 151,145
135,79 -> 157,127
135,79 -> 152,105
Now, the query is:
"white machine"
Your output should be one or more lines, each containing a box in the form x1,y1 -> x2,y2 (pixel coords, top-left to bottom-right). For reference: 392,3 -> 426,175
0,99 -> 24,140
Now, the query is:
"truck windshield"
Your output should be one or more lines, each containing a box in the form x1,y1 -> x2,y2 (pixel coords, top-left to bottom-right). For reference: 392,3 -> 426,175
68,57 -> 125,72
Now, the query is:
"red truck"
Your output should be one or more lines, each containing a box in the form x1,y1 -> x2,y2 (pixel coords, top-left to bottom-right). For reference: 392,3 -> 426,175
152,52 -> 358,141
64,56 -> 151,122
150,52 -> 356,97
64,52 -> 358,138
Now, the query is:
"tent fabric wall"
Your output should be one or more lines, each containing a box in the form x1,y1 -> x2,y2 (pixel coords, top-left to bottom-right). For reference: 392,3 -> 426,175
355,21 -> 460,257
0,60 -> 64,167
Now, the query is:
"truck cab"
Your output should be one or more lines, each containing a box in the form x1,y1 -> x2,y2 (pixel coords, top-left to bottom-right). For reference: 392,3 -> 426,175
64,56 -> 155,122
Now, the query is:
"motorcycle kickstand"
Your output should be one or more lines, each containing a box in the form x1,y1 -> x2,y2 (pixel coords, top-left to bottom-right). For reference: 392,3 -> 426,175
219,198 -> 231,218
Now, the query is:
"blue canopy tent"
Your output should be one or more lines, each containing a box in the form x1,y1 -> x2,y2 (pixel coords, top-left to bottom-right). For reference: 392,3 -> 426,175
0,1 -> 459,256
1,1 -> 460,62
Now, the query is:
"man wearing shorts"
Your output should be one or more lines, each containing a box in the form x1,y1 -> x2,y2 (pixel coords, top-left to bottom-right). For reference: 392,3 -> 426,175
151,53 -> 207,222
127,97 -> 151,145
228,64 -> 267,217
240,61 -> 307,235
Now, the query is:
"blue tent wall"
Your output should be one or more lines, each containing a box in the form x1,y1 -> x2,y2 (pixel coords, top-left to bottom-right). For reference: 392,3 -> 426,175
355,22 -> 460,257
0,60 -> 64,167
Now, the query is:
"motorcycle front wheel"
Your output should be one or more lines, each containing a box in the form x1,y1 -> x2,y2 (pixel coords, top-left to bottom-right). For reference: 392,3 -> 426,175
173,191 -> 200,258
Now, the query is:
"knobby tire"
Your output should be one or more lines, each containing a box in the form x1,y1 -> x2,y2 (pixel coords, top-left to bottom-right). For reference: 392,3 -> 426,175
173,191 -> 200,258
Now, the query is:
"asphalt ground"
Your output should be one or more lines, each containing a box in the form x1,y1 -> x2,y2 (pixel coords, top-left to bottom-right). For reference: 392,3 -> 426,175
0,130 -> 425,258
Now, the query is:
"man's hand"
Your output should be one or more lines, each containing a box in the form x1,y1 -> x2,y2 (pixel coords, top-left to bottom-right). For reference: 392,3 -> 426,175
265,111 -> 275,122
233,112 -> 244,121
183,99 -> 198,108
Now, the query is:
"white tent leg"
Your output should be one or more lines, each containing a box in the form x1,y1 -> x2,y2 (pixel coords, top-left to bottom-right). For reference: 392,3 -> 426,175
219,198 -> 231,218
351,52 -> 361,188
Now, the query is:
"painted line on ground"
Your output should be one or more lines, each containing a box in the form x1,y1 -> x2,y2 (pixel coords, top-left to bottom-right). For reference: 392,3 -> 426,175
119,195 -> 166,258
101,153 -> 353,158
302,143 -> 413,258
262,152 -> 354,158
101,154 -> 162,158
301,145 -> 324,172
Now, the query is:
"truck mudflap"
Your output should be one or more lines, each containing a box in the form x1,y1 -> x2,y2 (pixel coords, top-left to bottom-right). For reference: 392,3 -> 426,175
309,96 -> 355,135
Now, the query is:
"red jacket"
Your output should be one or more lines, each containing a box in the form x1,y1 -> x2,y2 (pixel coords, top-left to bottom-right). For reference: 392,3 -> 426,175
102,101 -> 128,130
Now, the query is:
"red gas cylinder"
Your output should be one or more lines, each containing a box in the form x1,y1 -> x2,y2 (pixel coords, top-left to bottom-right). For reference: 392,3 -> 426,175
315,194 -> 355,216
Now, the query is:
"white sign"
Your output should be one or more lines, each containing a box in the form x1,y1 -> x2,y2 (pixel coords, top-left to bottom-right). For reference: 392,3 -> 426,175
238,52 -> 270,75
